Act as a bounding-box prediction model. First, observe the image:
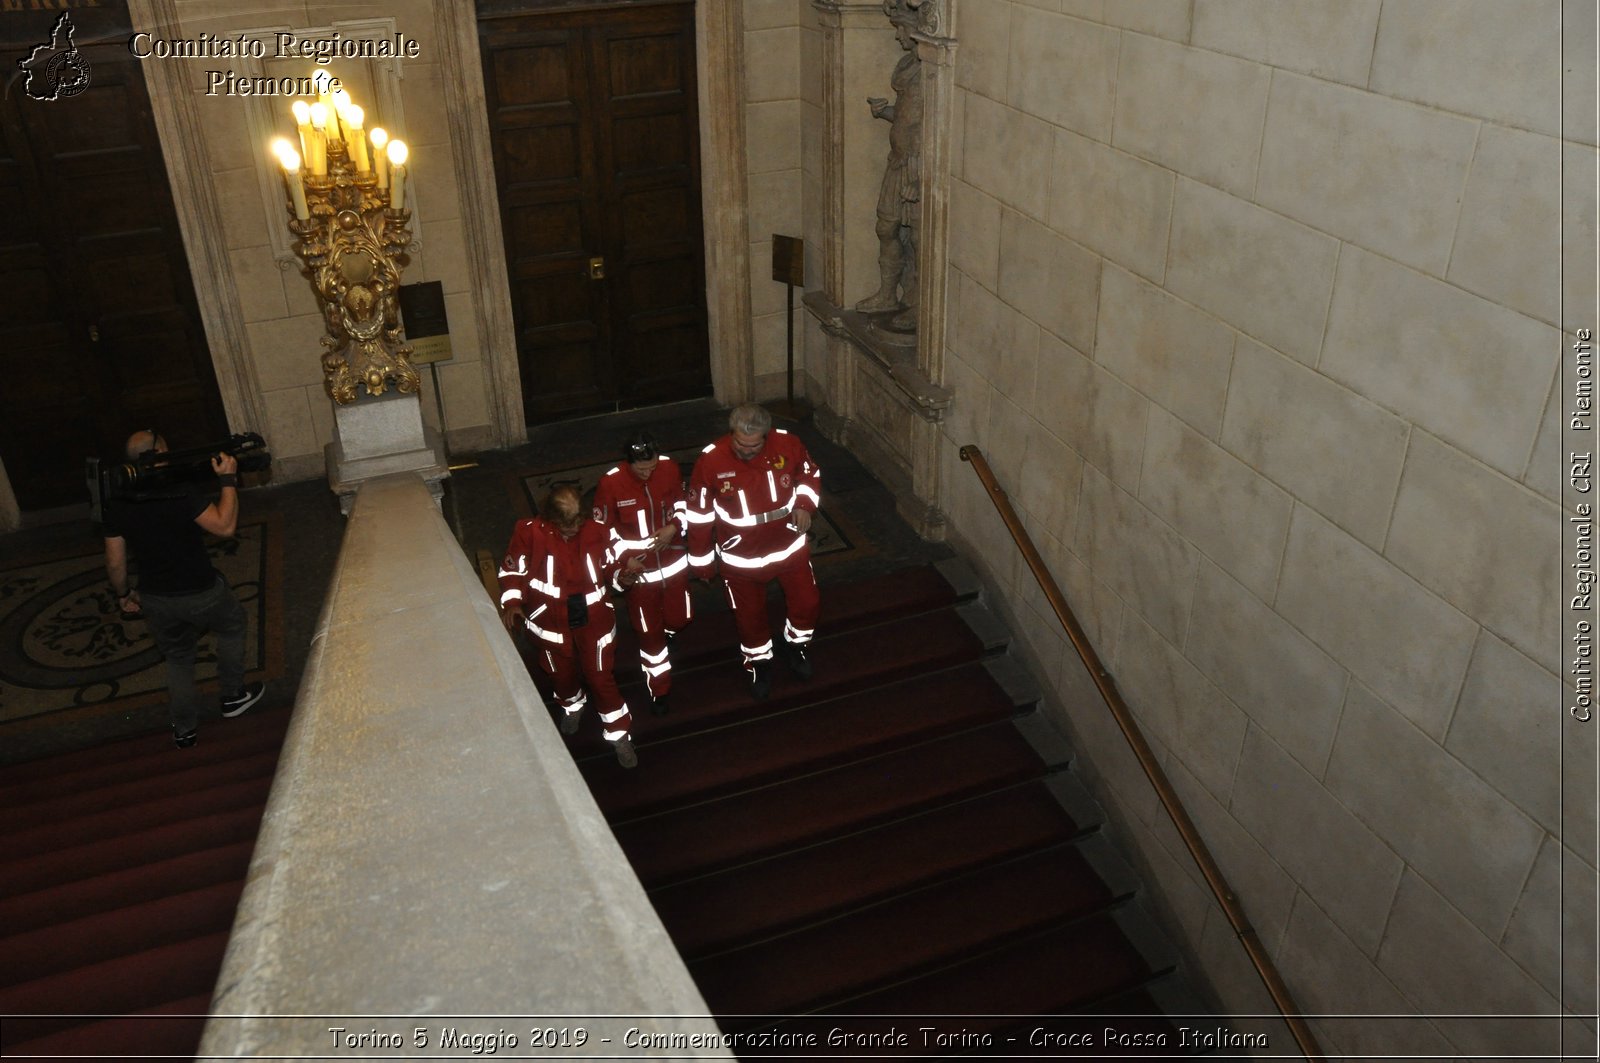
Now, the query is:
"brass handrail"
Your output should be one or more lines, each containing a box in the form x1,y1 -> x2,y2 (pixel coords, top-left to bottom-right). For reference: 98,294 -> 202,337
959,445 -> 1325,1063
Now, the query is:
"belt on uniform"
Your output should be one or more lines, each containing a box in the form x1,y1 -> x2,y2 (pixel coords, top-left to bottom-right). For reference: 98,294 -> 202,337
747,502 -> 793,525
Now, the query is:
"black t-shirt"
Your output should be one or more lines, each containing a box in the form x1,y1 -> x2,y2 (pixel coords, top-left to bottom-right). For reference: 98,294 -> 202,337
103,490 -> 217,595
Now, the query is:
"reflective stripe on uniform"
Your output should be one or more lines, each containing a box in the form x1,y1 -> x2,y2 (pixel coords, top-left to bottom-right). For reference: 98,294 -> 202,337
525,618 -> 564,646
638,554 -> 688,583
718,534 -> 807,569
612,531 -> 655,551
713,499 -> 794,527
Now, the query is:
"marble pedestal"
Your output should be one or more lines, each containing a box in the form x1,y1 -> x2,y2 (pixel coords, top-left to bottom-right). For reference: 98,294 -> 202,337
325,391 -> 449,515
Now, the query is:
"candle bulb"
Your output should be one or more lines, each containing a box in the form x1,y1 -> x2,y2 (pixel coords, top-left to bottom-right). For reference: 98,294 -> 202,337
345,104 -> 369,172
369,127 -> 389,189
313,73 -> 337,142
279,147 -> 309,221
329,88 -> 351,145
387,139 -> 408,210
291,100 -> 312,163
307,102 -> 329,175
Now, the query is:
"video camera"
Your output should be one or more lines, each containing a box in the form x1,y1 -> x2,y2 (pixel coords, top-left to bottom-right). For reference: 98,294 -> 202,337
87,432 -> 271,522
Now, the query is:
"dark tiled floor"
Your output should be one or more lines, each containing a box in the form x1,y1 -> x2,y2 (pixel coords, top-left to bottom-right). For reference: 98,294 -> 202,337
1,402 -> 952,764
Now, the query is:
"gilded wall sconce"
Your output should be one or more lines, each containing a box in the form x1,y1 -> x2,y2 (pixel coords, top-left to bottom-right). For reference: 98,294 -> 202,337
268,74 -> 418,405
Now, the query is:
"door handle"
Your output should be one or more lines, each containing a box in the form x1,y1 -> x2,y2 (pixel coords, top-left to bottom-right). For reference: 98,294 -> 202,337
588,256 -> 606,281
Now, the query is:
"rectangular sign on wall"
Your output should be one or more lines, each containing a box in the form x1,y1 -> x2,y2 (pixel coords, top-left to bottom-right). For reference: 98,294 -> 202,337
398,280 -> 452,364
771,234 -> 804,287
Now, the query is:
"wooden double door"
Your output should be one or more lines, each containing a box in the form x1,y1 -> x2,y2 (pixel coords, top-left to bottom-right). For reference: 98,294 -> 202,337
479,0 -> 712,425
0,3 -> 227,512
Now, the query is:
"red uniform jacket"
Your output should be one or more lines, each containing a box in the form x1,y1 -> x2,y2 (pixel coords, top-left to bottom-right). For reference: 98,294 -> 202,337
497,517 -> 619,658
686,428 -> 821,578
592,459 -> 688,585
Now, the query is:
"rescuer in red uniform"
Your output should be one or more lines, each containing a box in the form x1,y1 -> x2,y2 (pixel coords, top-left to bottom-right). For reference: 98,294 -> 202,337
499,484 -> 640,768
686,403 -> 822,700
593,431 -> 692,715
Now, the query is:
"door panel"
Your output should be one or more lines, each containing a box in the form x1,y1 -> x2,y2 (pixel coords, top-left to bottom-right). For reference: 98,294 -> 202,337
484,21 -> 610,415
0,5 -> 226,511
479,0 -> 710,425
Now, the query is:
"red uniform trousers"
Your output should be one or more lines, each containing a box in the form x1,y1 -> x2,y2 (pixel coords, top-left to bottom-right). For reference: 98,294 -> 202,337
531,609 -> 631,741
623,574 -> 693,699
724,554 -> 820,673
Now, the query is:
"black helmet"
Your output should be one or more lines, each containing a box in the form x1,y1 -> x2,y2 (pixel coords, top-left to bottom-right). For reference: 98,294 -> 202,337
622,431 -> 658,462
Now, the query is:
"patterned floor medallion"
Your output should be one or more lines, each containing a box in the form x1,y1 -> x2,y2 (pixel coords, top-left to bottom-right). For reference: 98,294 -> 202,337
0,516 -> 283,725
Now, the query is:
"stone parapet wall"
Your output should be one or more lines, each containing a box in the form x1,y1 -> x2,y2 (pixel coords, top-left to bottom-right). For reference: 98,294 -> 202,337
200,472 -> 724,1059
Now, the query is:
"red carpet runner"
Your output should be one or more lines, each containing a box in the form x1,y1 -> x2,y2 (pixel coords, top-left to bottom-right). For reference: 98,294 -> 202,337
1,563 -> 1207,1059
0,704 -> 291,1060
565,561 -> 1203,1054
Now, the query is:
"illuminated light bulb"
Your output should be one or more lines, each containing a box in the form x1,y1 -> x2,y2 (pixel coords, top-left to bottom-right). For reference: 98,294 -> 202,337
280,148 -> 309,221
386,139 -> 409,210
344,103 -> 369,172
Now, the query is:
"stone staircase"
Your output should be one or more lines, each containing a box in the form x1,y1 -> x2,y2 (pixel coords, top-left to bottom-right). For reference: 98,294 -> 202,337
558,559 -> 1215,1051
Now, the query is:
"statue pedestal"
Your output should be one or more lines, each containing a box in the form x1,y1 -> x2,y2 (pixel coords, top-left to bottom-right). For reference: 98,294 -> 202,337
325,391 -> 449,515
804,291 -> 950,541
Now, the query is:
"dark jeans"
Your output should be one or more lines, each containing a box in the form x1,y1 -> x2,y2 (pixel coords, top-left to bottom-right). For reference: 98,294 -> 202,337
139,575 -> 247,735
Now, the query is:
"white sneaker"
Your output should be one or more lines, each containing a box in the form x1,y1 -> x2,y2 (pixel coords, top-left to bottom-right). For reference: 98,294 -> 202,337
221,681 -> 265,718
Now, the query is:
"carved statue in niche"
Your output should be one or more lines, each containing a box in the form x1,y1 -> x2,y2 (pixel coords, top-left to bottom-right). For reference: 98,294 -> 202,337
856,0 -> 924,334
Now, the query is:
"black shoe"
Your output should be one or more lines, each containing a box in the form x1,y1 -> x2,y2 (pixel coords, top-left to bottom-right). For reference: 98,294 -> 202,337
221,681 -> 265,718
560,708 -> 584,735
174,728 -> 198,749
651,695 -> 672,717
750,660 -> 772,701
785,641 -> 813,681
613,735 -> 639,769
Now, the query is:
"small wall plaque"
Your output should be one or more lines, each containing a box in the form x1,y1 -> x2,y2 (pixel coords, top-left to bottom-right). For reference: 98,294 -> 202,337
772,234 -> 805,287
398,280 -> 452,364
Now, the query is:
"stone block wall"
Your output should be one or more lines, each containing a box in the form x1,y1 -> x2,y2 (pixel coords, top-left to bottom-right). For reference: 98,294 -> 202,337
932,1 -> 1595,1056
744,0 -> 806,397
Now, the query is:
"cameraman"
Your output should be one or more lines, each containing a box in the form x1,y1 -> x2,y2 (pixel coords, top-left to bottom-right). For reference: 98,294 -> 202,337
102,430 -> 264,748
